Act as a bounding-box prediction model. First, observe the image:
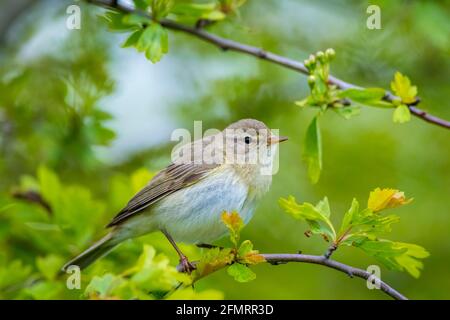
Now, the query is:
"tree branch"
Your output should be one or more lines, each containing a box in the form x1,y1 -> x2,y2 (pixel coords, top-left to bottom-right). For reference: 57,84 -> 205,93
176,252 -> 407,300
262,253 -> 407,300
87,0 -> 450,130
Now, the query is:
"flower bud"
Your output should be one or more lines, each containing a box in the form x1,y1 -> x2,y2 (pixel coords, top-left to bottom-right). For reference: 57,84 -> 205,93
325,48 -> 335,60
316,51 -> 325,63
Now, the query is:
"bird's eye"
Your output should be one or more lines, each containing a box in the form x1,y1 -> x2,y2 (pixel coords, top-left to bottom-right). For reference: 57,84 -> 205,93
244,136 -> 251,144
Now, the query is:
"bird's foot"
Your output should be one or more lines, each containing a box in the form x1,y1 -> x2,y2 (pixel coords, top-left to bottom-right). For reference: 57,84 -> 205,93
179,256 -> 196,274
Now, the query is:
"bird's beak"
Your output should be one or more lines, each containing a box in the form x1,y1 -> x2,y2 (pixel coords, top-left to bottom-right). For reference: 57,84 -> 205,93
268,135 -> 289,145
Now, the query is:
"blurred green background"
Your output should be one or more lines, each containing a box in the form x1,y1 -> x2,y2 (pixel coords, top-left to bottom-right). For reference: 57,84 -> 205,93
0,0 -> 449,299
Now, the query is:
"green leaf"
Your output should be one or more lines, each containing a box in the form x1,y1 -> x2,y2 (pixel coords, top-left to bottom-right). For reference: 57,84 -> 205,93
227,263 -> 256,282
303,116 -> 322,184
339,88 -> 386,103
393,104 -> 411,124
315,197 -> 331,218
171,3 -> 226,21
355,239 -> 429,278
102,11 -> 134,32
122,13 -> 151,26
85,274 -> 118,299
194,247 -> 234,280
338,198 -> 359,235
151,0 -> 174,19
122,29 -> 144,48
37,166 -> 60,209
391,72 -> 418,104
136,23 -> 169,63
36,255 -> 64,281
134,0 -> 150,10
279,196 -> 336,241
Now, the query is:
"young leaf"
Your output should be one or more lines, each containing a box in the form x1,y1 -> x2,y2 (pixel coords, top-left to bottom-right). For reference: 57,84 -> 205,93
237,240 -> 265,265
171,3 -> 226,21
136,23 -> 169,63
122,29 -> 144,48
227,263 -> 256,282
338,198 -> 359,235
303,116 -> 322,184
368,188 -> 412,213
355,239 -> 429,278
393,104 -> 411,124
85,274 -> 118,299
221,211 -> 243,246
151,0 -> 174,20
193,247 -> 234,281
391,72 -> 418,104
338,88 -> 386,104
279,196 -> 336,241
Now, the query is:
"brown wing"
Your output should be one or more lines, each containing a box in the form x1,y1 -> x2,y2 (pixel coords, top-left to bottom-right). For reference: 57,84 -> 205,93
106,162 -> 219,227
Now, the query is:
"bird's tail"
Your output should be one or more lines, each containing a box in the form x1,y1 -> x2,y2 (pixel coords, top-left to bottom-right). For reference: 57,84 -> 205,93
61,233 -> 118,273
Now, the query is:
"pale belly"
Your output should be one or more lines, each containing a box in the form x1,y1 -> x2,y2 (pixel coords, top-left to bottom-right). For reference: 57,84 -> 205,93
120,167 -> 256,243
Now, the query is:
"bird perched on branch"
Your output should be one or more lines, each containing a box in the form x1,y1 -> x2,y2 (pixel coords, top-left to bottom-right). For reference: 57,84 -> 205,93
62,119 -> 288,273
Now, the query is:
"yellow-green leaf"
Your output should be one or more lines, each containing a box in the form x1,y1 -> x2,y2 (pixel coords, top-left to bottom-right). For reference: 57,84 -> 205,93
368,188 -> 413,212
279,196 -> 336,241
393,104 -> 411,124
227,263 -> 256,282
390,72 -> 418,104
221,211 -> 243,246
303,115 -> 322,184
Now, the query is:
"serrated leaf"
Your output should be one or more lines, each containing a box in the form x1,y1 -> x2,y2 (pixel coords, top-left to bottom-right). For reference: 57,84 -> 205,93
227,263 -> 256,282
391,72 -> 418,104
393,104 -> 411,124
368,188 -> 412,212
237,240 -> 265,265
279,196 -> 336,241
221,211 -> 243,246
355,239 -> 429,278
136,23 -> 169,63
194,247 -> 234,280
303,116 -> 322,184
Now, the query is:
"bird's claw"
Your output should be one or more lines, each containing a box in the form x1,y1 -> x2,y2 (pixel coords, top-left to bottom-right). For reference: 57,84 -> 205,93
179,256 -> 196,274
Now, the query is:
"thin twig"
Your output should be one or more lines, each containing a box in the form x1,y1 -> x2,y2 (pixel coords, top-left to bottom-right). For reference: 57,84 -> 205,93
87,0 -> 450,130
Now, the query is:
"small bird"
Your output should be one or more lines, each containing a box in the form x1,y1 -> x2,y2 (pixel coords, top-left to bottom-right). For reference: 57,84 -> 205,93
62,119 -> 288,273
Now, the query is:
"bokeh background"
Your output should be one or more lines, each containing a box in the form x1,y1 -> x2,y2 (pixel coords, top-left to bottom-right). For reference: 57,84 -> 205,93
0,0 -> 449,299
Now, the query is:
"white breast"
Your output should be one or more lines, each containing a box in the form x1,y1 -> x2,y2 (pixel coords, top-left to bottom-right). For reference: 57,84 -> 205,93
149,166 -> 253,243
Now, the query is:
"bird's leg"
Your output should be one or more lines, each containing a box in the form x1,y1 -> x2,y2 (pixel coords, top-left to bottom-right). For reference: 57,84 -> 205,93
161,229 -> 196,274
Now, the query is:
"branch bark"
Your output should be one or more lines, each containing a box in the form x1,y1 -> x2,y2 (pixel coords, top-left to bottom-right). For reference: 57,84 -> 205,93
177,252 -> 407,300
87,0 -> 450,130
262,253 -> 407,300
